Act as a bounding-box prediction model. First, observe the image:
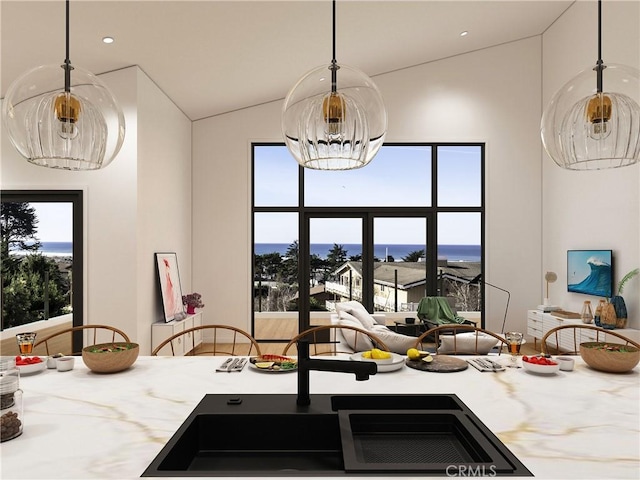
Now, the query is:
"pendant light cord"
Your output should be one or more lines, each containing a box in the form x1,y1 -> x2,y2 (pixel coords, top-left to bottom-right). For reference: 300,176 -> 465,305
64,0 -> 71,93
332,0 -> 336,62
330,0 -> 338,93
596,0 -> 603,93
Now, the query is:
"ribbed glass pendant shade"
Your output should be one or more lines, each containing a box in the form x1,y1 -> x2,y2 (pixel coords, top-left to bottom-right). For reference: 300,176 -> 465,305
541,63 -> 640,170
282,62 -> 387,170
2,64 -> 125,170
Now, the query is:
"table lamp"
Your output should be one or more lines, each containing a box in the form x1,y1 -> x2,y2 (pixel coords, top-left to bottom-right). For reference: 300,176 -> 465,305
544,271 -> 557,306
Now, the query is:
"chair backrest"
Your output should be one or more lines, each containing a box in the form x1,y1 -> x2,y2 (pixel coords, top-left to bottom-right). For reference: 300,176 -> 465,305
414,324 -> 507,355
33,325 -> 131,356
282,325 -> 390,356
151,325 -> 261,356
541,324 -> 640,355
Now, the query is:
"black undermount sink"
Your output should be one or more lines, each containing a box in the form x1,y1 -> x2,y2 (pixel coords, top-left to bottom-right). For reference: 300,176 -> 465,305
142,394 -> 532,477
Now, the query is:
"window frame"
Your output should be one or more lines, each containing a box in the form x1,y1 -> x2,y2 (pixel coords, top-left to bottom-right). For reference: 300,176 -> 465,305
252,142 -> 485,338
1,190 -> 84,349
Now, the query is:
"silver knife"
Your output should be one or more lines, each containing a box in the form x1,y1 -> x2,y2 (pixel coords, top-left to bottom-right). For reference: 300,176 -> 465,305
231,358 -> 247,372
227,358 -> 240,372
216,357 -> 234,372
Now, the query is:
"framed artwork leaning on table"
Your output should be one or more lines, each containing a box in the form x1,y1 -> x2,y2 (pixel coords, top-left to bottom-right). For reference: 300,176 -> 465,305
155,252 -> 186,322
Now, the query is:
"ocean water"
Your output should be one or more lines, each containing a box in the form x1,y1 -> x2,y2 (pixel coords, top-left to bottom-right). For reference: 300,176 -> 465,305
10,241 -> 73,256
30,242 -> 480,262
256,243 -> 480,262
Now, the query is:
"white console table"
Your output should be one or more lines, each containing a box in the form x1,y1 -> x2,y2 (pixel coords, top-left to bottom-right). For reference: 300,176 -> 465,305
527,309 -> 639,351
151,311 -> 203,355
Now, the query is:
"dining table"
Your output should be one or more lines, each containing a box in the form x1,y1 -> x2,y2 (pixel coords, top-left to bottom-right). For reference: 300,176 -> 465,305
1,354 -> 638,479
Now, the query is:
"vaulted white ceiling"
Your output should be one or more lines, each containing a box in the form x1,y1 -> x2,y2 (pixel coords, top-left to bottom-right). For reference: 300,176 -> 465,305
1,0 -> 573,121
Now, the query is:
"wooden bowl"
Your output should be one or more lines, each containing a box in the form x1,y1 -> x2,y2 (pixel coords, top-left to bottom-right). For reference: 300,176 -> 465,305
82,342 -> 139,373
579,342 -> 640,373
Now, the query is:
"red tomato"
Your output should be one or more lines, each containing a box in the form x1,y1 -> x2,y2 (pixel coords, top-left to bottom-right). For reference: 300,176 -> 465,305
15,356 -> 42,366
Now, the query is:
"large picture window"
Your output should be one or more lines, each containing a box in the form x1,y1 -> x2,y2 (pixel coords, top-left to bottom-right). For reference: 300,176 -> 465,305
252,144 -> 484,342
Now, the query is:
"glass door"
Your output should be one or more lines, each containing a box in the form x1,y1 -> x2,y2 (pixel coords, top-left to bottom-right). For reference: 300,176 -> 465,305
299,216 -> 364,331
372,217 -> 429,313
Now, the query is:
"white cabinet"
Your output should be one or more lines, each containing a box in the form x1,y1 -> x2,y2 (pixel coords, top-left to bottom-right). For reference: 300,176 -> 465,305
526,310 -> 544,344
152,312 -> 203,356
526,310 -> 639,352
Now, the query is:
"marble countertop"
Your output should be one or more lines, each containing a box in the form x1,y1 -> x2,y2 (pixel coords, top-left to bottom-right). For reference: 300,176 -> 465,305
1,355 -> 638,480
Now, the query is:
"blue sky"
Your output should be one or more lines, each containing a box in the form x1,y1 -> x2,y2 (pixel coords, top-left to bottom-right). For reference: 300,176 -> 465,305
254,145 -> 481,244
32,203 -> 73,242
31,145 -> 481,245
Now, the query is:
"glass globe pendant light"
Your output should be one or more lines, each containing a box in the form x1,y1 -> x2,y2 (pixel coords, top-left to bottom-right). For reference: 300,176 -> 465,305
541,0 -> 639,170
281,0 -> 387,170
2,0 -> 125,170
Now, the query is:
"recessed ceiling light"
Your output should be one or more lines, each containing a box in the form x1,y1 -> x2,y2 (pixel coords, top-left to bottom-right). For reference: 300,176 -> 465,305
102,36 -> 114,44
460,31 -> 469,37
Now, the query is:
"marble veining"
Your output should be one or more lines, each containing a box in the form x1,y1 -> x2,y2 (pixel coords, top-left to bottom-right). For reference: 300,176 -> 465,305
1,355 -> 638,479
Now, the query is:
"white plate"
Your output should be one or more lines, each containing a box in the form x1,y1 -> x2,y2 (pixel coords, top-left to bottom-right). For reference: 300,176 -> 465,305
248,357 -> 297,373
350,352 -> 405,372
16,356 -> 47,375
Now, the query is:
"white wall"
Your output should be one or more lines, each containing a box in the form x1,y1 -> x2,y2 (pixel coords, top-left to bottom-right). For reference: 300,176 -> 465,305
192,36 -> 544,335
542,1 -> 640,328
1,66 -> 192,354
136,69 -> 192,352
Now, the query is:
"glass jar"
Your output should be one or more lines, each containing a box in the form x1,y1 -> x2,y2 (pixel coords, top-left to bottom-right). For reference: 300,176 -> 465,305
0,376 -> 23,441
0,356 -> 20,393
581,300 -> 594,324
0,356 -> 19,378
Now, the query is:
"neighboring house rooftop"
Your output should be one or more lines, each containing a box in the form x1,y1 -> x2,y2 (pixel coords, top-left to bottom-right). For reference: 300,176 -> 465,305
335,261 -> 481,290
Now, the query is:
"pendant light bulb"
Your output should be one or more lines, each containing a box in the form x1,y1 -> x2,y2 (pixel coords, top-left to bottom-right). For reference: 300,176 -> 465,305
54,91 -> 81,139
585,92 -> 612,140
322,61 -> 346,138
322,91 -> 346,137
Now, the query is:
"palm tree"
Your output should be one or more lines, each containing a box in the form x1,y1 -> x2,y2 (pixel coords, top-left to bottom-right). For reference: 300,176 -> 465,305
402,249 -> 425,262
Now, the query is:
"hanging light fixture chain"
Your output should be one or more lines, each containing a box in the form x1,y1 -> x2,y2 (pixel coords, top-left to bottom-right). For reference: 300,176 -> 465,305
330,0 -> 338,93
63,0 -> 72,93
596,0 -> 603,93
332,0 -> 336,63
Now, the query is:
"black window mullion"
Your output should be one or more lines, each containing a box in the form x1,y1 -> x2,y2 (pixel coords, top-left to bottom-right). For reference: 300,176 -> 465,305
361,215 -> 374,312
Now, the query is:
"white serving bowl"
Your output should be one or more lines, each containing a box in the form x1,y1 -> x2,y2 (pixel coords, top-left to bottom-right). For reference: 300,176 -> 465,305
522,356 -> 560,374
354,350 -> 394,364
350,352 -> 405,372
16,356 -> 47,375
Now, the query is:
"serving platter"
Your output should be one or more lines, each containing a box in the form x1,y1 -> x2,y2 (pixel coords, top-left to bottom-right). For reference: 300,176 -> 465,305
406,355 -> 469,373
249,355 -> 297,373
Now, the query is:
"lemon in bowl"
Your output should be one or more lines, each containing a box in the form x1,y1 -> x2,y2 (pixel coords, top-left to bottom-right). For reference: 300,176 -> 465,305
360,348 -> 394,363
